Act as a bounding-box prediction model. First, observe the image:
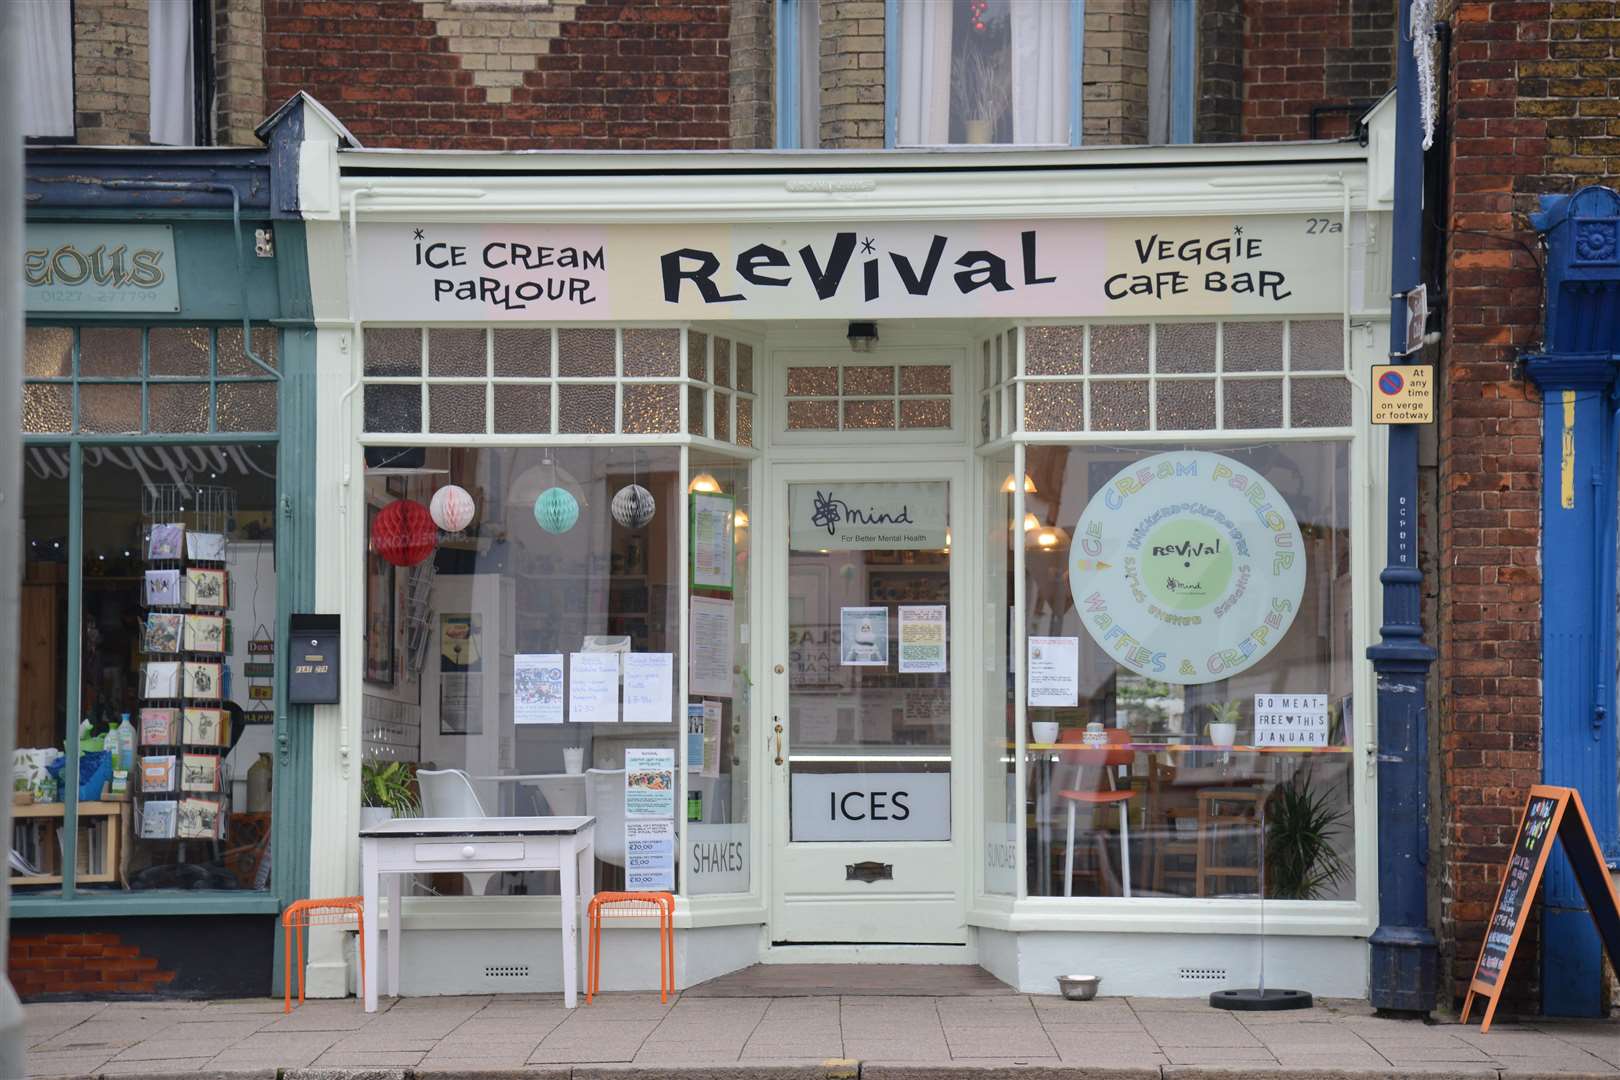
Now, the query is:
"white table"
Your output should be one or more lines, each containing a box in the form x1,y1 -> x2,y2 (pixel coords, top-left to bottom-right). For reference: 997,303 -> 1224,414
358,815 -> 595,1011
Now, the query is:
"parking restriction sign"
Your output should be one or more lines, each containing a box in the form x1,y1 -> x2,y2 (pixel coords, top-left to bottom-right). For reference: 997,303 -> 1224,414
1370,363 -> 1433,424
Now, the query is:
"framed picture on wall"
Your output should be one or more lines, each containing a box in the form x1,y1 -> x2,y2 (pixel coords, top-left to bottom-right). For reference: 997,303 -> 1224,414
364,504 -> 396,685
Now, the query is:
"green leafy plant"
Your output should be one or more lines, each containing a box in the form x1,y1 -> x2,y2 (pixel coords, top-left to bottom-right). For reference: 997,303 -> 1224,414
361,761 -> 419,816
1266,776 -> 1349,900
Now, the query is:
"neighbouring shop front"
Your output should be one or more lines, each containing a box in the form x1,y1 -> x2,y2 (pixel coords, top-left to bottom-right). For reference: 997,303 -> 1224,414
294,117 -> 1396,998
12,137 -> 316,998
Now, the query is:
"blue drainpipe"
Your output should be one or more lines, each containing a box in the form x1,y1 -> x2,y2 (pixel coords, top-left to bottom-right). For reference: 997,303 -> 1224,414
1367,0 -> 1440,1015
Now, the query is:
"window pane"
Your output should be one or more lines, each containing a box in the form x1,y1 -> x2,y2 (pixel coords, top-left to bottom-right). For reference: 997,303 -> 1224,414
1223,379 -> 1283,429
899,364 -> 952,396
1021,442 -> 1356,902
623,328 -> 680,378
428,384 -> 487,434
900,398 -> 952,429
983,452 -> 1016,895
493,384 -> 551,434
687,330 -> 708,382
843,366 -> 893,395
1023,381 -> 1084,432
786,367 -> 838,396
713,338 -> 732,388
23,385 -> 73,433
364,384 -> 422,433
623,384 -> 680,435
149,383 -> 211,433
1091,325 -> 1150,375
1223,321 -> 1284,373
493,328 -> 552,377
78,385 -> 141,434
25,326 -> 74,378
688,386 -> 707,437
84,443 -> 279,891
786,399 -> 837,431
1156,322 -> 1217,374
1156,379 -> 1217,431
428,328 -> 487,378
360,448 -> 684,895
1290,320 -> 1344,373
736,398 -> 753,447
558,384 -> 615,435
557,328 -> 616,378
19,0 -> 74,138
843,399 -> 894,430
1290,378 -> 1352,428
216,383 -> 278,433
1026,326 -> 1084,376
737,343 -> 754,393
1091,381 -> 1149,431
79,328 -> 141,378
149,327 -> 210,378
713,391 -> 731,442
217,327 -> 279,376
363,328 -> 422,377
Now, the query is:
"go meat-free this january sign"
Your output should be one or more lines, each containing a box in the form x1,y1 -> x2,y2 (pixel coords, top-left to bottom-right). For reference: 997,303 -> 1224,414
355,216 -> 1352,321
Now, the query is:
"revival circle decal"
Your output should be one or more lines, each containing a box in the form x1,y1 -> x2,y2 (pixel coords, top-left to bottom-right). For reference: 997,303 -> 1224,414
1069,450 -> 1306,685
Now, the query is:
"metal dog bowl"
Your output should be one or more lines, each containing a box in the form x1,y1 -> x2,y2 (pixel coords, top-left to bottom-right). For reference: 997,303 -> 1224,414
1056,974 -> 1100,1001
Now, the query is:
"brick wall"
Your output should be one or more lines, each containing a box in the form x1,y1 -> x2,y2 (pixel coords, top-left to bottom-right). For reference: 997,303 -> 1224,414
264,0 -> 732,149
73,0 -> 151,145
1197,0 -> 1244,143
729,0 -> 773,147
11,933 -> 175,999
1082,0 -> 1149,145
1435,0 -> 1620,1009
817,0 -> 883,148
1243,0 -> 1396,141
214,0 -> 269,147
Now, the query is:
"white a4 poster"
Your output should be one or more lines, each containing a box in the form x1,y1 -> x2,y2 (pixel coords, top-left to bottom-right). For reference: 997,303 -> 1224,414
1069,450 -> 1306,685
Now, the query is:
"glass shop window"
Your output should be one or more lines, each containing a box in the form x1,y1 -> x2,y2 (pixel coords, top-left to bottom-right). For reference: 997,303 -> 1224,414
1021,441 -> 1357,902
360,446 -> 753,896
13,443 -> 280,892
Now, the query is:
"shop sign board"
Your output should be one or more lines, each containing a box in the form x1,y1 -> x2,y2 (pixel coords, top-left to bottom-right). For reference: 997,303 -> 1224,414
790,772 -> 950,842
1370,364 -> 1434,424
789,482 -> 947,551
24,224 -> 180,313
1069,451 -> 1306,685
356,216 -> 1350,322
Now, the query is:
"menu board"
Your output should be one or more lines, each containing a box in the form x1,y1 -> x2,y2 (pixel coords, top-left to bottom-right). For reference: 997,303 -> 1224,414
1461,786 -> 1620,1032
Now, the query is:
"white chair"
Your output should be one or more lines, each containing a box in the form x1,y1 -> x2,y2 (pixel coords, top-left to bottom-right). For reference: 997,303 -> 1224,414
583,768 -> 626,869
416,768 -> 493,896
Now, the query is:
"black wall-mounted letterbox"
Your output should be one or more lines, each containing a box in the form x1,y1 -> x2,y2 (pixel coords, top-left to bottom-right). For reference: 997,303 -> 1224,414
287,614 -> 340,704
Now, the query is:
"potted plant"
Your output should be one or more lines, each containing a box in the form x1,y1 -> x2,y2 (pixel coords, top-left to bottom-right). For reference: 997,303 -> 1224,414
1265,776 -> 1350,899
1206,700 -> 1243,746
952,47 -> 1011,144
361,760 -> 419,829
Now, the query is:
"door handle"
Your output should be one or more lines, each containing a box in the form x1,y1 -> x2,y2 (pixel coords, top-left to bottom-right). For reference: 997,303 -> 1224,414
774,718 -> 784,766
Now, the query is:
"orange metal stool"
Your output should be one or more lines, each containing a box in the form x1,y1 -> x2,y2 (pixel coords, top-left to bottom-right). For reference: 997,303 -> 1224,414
281,897 -> 366,1012
586,891 -> 674,1003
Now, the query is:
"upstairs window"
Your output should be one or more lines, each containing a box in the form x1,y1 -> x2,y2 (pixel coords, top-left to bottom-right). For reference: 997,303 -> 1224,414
20,0 -> 74,141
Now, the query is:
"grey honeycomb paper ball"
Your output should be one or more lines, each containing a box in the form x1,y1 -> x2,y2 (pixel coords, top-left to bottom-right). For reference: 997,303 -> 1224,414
610,483 -> 656,529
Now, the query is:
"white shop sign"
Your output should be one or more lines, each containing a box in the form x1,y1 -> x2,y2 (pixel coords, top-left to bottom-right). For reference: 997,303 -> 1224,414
789,482 -> 947,551
1253,693 -> 1330,747
790,772 -> 950,842
687,822 -> 750,895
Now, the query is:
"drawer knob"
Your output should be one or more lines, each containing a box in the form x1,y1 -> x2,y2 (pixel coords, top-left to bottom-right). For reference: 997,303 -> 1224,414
460,845 -> 476,859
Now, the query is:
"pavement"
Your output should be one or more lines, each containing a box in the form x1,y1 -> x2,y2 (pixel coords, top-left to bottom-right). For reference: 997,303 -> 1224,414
23,992 -> 1620,1079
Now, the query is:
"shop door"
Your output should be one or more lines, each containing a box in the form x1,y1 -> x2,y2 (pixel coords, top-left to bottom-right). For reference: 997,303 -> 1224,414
768,463 -> 965,944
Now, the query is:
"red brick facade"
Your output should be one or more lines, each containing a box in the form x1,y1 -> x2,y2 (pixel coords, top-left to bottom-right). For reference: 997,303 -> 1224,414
10,933 -> 176,998
1241,0 -> 1396,141
264,0 -> 732,150
1436,0 -> 1619,1008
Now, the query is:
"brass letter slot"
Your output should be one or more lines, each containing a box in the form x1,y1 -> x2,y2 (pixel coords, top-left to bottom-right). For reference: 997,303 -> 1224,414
846,861 -> 893,883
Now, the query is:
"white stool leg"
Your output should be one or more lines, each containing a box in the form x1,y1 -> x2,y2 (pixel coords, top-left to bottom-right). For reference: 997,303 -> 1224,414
1063,802 -> 1076,898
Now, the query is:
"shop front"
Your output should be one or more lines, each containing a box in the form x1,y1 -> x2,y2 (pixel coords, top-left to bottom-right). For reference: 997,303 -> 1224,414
297,124 -> 1393,998
13,134 -> 317,998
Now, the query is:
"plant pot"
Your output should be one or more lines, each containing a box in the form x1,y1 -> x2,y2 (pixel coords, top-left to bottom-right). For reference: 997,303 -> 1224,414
360,806 -> 393,831
1209,722 -> 1237,747
1031,721 -> 1060,746
964,119 -> 993,144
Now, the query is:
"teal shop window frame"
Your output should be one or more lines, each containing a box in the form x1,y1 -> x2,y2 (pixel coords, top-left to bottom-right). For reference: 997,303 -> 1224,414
879,0 -> 1088,149
15,321 -> 289,920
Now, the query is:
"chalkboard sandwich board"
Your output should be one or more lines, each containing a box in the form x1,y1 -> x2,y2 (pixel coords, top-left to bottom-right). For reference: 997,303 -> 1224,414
1461,785 -> 1620,1032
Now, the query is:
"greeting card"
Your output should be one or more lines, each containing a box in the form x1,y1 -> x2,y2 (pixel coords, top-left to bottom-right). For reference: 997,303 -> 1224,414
180,753 -> 220,793
139,800 -> 177,839
183,708 -> 226,747
147,523 -> 184,561
177,798 -> 221,839
141,755 -> 177,793
184,568 -> 227,608
183,614 -> 226,653
143,569 -> 182,608
184,662 -> 222,700
140,708 -> 179,746
143,613 -> 182,654
143,662 -> 181,700
185,531 -> 226,561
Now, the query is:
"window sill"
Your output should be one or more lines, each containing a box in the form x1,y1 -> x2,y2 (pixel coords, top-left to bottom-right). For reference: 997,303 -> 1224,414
13,891 -> 280,919
968,896 -> 1373,937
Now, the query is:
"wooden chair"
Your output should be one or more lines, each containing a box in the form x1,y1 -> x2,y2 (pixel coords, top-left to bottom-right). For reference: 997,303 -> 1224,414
1195,788 -> 1264,897
1056,729 -> 1137,897
1146,760 -> 1199,895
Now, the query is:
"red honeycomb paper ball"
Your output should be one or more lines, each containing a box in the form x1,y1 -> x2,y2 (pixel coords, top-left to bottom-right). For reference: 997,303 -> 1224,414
372,499 -> 437,567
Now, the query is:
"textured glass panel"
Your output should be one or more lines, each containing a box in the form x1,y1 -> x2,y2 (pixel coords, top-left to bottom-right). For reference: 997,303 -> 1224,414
900,398 -> 952,429
25,326 -> 73,378
1290,320 -> 1344,372
363,328 -> 422,376
1006,330 -> 1017,376
217,382 -> 278,432
714,391 -> 731,441
993,333 -> 1003,384
78,384 -> 140,433
1024,325 -> 1084,375
993,388 -> 1004,436
688,386 -> 707,436
1155,379 -> 1217,430
1023,381 -> 1085,432
736,398 -> 753,446
1156,322 -> 1217,373
493,383 -> 551,433
736,343 -> 754,392
1090,324 -> 1149,375
429,383 -> 487,434
623,328 -> 680,377
1091,381 -> 1150,431
364,383 -> 422,432
623,383 -> 679,434
79,327 -> 140,377
981,340 -> 992,387
1290,377 -> 1352,427
557,327 -> 616,378
148,326 -> 210,377
23,384 -> 72,432
687,330 -> 708,381
428,328 -> 487,377
713,338 -> 732,388
1223,321 -> 1284,372
217,326 -> 279,375
899,364 -> 952,395
1224,378 -> 1284,428
843,399 -> 894,430
979,395 -> 991,443
786,399 -> 838,430
493,328 -> 551,376
786,366 -> 837,396
559,383 -> 615,434
843,366 -> 894,395
148,383 -> 210,433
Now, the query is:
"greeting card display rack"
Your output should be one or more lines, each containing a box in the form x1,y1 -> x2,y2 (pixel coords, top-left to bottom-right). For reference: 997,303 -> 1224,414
137,484 -> 236,851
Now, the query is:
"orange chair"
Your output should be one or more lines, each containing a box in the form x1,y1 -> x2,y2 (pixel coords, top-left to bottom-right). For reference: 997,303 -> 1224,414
281,897 -> 365,1012
1056,729 -> 1138,897
586,891 -> 674,1003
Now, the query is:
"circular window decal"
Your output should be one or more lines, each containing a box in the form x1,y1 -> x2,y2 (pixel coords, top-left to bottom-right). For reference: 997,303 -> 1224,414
1069,450 -> 1306,685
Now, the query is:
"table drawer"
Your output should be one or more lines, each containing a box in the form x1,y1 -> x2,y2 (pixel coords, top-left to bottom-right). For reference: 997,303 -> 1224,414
414,840 -> 526,863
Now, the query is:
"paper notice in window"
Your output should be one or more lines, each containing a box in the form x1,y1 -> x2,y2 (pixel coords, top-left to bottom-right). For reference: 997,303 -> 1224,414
689,596 -> 734,698
625,747 -> 676,819
623,653 -> 674,724
1027,636 -> 1079,708
625,819 -> 675,891
514,653 -> 564,725
568,652 -> 620,724
898,605 -> 947,673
